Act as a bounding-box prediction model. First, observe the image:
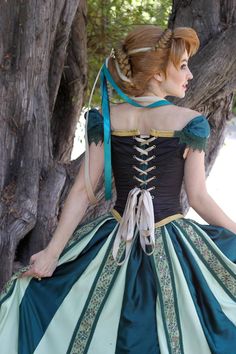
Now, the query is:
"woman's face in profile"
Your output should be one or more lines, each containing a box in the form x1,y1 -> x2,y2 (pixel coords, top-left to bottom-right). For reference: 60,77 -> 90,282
161,50 -> 193,98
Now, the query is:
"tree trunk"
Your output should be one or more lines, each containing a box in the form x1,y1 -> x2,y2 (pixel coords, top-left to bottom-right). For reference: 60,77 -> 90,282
0,0 -> 87,289
168,0 -> 236,212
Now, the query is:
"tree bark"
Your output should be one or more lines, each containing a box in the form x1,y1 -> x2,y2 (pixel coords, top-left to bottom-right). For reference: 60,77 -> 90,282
1,0 -> 236,290
0,0 -> 87,289
169,0 -> 236,211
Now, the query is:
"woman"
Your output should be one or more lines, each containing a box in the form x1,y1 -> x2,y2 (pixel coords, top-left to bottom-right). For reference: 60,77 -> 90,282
0,26 -> 236,354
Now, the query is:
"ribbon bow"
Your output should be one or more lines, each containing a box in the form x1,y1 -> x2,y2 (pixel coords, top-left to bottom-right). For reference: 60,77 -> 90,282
112,187 -> 155,265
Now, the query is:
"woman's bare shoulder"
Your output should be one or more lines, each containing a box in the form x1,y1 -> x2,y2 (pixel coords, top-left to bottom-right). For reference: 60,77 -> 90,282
110,103 -> 131,114
171,106 -> 203,126
173,106 -> 201,118
109,103 -> 203,131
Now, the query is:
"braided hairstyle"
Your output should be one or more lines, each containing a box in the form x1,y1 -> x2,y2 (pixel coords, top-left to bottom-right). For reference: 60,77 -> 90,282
108,25 -> 199,96
155,29 -> 173,49
114,47 -> 132,80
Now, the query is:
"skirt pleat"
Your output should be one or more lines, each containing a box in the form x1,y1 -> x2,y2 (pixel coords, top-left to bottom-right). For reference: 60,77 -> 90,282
0,213 -> 236,354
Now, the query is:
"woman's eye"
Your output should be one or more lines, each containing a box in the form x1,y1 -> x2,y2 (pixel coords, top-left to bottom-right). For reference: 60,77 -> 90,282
181,64 -> 187,70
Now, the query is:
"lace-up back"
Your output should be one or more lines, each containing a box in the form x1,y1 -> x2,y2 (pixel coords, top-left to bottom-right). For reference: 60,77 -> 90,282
111,131 -> 186,223
133,136 -> 157,195
85,108 -> 210,224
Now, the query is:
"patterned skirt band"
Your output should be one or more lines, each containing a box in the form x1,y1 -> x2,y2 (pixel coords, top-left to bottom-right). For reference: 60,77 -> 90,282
0,206 -> 236,353
110,187 -> 184,265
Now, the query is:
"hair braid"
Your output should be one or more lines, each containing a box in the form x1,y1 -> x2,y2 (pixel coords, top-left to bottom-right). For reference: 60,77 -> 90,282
114,47 -> 132,79
155,29 -> 173,49
108,25 -> 199,96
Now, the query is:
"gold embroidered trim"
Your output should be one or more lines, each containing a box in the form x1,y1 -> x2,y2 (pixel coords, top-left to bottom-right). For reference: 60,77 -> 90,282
69,232 -> 125,353
0,265 -> 31,302
150,129 -> 175,137
175,219 -> 236,299
111,129 -> 140,136
111,208 -> 183,227
111,128 -> 175,137
65,213 -> 113,250
153,228 -> 182,353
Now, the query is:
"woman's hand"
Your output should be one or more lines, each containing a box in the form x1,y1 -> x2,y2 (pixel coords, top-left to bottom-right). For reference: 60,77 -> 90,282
20,248 -> 59,280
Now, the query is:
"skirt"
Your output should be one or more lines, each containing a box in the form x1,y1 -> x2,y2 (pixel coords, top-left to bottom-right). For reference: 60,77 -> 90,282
0,212 -> 236,354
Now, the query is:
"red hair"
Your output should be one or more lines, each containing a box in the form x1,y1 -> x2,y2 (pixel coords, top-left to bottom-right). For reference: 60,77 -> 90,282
108,25 -> 200,96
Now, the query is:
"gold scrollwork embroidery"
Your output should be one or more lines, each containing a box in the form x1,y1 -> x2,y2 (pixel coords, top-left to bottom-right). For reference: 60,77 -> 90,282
175,219 -> 236,299
153,227 -> 182,354
69,237 -> 125,354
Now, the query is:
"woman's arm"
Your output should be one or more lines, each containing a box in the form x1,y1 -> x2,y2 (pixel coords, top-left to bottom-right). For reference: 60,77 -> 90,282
184,149 -> 236,233
46,142 -> 104,257
21,142 -> 104,278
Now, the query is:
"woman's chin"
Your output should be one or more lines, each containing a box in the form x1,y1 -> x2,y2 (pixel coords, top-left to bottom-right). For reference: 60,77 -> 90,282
167,90 -> 186,99
169,89 -> 186,98
178,91 -> 186,99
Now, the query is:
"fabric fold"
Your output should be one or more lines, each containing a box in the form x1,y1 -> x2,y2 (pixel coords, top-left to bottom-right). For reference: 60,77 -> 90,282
112,187 -> 155,265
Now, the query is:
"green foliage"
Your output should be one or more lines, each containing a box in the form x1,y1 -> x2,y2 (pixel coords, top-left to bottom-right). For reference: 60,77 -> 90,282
233,94 -> 236,115
86,0 -> 172,105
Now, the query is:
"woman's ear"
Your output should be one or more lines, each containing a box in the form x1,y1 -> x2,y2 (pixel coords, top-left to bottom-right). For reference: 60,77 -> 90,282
153,72 -> 165,83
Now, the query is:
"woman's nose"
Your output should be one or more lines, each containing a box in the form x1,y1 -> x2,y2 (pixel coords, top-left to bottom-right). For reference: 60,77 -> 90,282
187,68 -> 193,80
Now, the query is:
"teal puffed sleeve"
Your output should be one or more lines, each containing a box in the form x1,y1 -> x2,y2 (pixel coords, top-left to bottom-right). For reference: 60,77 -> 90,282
174,115 -> 210,152
85,109 -> 104,145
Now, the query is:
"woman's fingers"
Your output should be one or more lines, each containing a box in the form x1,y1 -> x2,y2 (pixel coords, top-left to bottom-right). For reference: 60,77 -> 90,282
17,249 -> 58,280
19,268 -> 38,278
19,262 -> 43,279
19,265 -> 56,279
29,253 -> 37,264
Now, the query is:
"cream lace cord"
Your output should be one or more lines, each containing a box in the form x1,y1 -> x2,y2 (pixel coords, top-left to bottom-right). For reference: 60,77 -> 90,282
112,187 -> 155,266
84,63 -> 103,205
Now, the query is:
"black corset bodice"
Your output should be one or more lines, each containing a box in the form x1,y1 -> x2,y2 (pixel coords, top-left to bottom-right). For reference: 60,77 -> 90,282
111,133 -> 186,222
85,108 -> 210,224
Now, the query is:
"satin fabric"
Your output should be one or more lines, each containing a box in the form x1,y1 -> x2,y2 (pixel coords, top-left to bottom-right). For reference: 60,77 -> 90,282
0,213 -> 235,354
112,135 -> 185,222
0,108 -> 235,354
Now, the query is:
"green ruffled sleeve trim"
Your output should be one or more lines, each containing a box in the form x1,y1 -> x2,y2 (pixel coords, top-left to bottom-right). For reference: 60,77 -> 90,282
174,115 -> 211,152
85,109 -> 104,145
174,130 -> 208,152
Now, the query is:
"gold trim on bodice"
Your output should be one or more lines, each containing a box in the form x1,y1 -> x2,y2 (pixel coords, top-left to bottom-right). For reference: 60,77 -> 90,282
111,129 -> 140,136
111,208 -> 184,227
111,129 -> 176,137
110,132 -> 184,265
150,129 -> 175,137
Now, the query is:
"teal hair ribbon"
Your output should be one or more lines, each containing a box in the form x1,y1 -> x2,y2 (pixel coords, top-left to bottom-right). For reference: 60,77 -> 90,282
100,62 -> 173,201
100,67 -> 112,200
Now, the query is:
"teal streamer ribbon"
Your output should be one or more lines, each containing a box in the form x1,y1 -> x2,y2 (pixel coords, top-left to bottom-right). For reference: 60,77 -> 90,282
100,67 -> 112,200
100,62 -> 173,200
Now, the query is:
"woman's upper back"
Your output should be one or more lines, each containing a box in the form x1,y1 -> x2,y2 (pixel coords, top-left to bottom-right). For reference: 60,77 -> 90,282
110,103 -> 201,134
86,104 -> 210,152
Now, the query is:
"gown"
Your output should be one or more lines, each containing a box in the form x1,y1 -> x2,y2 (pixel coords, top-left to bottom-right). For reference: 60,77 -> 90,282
0,109 -> 236,354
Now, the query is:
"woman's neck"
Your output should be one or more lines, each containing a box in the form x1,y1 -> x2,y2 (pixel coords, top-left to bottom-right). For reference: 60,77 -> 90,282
129,95 -> 167,103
